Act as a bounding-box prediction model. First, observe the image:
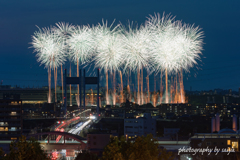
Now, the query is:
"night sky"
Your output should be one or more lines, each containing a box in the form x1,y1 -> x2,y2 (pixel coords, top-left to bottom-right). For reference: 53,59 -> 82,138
0,0 -> 240,91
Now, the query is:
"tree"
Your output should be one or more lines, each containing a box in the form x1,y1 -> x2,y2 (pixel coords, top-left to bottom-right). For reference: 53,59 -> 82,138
4,135 -> 50,160
75,150 -> 98,160
101,137 -> 124,160
0,147 -> 5,159
101,134 -> 174,160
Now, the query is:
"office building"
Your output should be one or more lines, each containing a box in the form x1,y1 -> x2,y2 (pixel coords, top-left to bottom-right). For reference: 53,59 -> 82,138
0,99 -> 22,140
124,113 -> 156,139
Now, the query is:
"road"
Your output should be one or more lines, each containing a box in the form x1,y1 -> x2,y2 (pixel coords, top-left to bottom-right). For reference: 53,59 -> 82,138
68,119 -> 92,135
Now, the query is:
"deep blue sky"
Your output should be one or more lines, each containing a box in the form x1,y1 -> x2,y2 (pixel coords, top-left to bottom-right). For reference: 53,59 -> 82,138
0,0 -> 240,91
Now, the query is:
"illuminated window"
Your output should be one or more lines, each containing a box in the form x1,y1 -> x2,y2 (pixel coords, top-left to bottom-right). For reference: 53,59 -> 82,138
11,137 -> 17,140
10,127 -> 16,131
11,112 -> 16,115
232,142 -> 238,150
0,127 -> 4,131
227,140 -> 231,145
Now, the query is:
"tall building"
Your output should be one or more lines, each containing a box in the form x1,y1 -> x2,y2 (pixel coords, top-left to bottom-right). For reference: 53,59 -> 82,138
0,86 -> 48,104
158,103 -> 192,117
0,99 -> 22,140
124,113 -> 156,139
229,89 -> 232,96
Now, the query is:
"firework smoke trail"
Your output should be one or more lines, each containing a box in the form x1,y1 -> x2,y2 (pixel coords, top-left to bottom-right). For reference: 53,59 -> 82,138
69,63 -> 72,106
152,75 -> 156,107
48,68 -> 51,103
137,70 -> 140,105
119,71 -> 124,104
147,13 -> 204,103
146,74 -> 150,103
177,71 -> 181,103
127,85 -> 131,101
129,70 -> 132,102
170,76 -> 173,103
61,66 -> 64,103
134,90 -> 137,103
91,89 -> 94,105
54,65 -> 57,102
122,23 -> 152,105
127,69 -> 131,102
174,76 -> 178,103
54,22 -> 74,104
147,13 -> 178,103
93,21 -> 125,105
112,71 -> 116,105
160,71 -> 163,104
31,27 -> 66,103
68,25 -> 95,106
174,22 -> 203,103
61,65 -> 64,104
165,69 -> 168,103
105,71 -> 109,105
180,69 -> 185,103
76,60 -> 80,106
140,69 -> 143,104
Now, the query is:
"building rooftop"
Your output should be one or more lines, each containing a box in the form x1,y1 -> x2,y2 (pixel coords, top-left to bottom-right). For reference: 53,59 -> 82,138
218,128 -> 236,134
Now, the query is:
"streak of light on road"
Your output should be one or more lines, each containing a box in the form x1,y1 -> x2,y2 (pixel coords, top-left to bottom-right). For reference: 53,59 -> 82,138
69,120 -> 92,135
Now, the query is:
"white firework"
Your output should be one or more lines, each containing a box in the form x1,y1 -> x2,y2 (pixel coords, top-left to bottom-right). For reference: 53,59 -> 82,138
147,14 -> 179,74
93,21 -> 125,73
147,13 -> 203,73
176,22 -> 204,72
31,27 -> 66,69
54,22 -> 75,39
122,23 -> 152,73
54,22 -> 75,60
68,25 -> 95,64
31,26 -> 66,103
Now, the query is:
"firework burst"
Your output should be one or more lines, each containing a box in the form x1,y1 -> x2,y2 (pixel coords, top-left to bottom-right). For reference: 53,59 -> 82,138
122,23 -> 152,73
68,25 -> 95,64
31,13 -> 204,105
31,27 -> 66,69
31,26 -> 66,103
93,21 -> 126,73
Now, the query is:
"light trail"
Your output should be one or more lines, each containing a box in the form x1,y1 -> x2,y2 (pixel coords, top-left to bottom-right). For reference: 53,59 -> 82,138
70,120 -> 92,135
